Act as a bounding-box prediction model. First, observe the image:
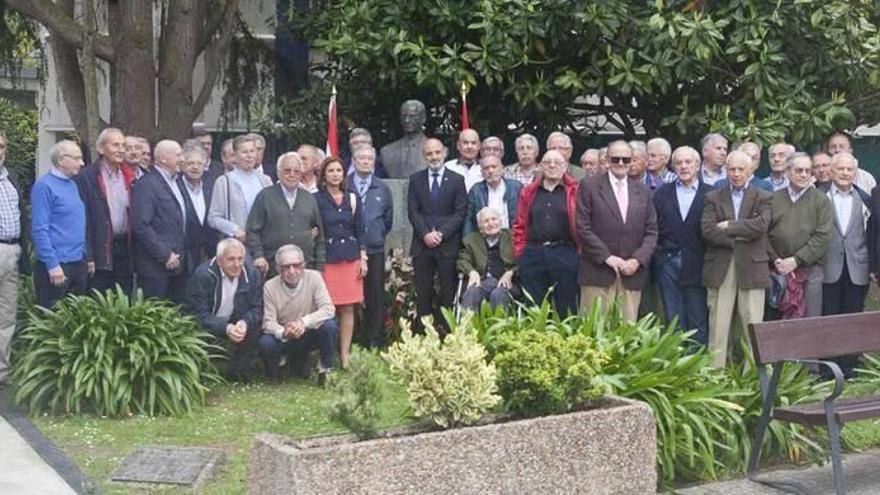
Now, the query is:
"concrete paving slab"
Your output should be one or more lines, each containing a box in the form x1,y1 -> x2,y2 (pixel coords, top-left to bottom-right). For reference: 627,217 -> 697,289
0,415 -> 75,495
675,450 -> 880,494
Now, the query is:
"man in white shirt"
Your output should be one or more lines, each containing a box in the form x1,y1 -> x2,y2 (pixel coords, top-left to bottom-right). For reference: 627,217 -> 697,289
444,128 -> 483,191
179,140 -> 219,273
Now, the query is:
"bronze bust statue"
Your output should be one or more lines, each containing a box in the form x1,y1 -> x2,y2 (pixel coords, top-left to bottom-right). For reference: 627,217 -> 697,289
381,100 -> 427,179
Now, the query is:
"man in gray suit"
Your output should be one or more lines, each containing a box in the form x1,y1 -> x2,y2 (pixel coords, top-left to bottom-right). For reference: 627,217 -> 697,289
382,100 -> 427,179
822,151 -> 869,378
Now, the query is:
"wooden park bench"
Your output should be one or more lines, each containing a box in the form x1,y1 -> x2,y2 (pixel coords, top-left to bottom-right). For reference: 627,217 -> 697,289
747,311 -> 880,495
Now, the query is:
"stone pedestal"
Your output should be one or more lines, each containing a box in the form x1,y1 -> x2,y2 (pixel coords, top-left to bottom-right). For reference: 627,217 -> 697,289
247,396 -> 656,494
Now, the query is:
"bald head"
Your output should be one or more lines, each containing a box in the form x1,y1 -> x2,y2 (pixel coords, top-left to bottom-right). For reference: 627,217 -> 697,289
422,138 -> 446,170
153,140 -> 182,174
457,129 -> 480,163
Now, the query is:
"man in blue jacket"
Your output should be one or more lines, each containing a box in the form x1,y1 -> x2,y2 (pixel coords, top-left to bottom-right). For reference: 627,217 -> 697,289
31,140 -> 88,308
132,140 -> 188,303
348,145 -> 393,347
463,155 -> 522,236
652,146 -> 710,346
186,238 -> 262,382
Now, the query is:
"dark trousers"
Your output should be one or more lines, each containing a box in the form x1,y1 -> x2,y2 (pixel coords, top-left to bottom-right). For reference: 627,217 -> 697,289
89,238 -> 134,297
517,243 -> 579,317
220,323 -> 261,378
258,319 -> 339,379
822,260 -> 868,379
461,276 -> 515,312
362,252 -> 386,348
413,247 -> 457,330
34,260 -> 89,308
139,271 -> 187,305
654,253 -> 708,346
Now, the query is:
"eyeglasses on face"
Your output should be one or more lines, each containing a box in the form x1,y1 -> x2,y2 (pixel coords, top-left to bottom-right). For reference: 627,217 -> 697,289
279,262 -> 305,271
609,156 -> 632,164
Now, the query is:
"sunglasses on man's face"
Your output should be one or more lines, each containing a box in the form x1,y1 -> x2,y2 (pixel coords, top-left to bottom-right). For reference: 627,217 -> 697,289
609,156 -> 632,164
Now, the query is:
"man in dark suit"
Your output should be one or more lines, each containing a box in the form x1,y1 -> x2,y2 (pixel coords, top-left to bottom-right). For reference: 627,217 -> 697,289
701,150 -> 772,368
577,140 -> 658,322
178,141 -> 219,274
132,140 -> 188,303
652,146 -> 710,346
76,127 -> 138,297
407,137 -> 467,330
193,128 -> 223,187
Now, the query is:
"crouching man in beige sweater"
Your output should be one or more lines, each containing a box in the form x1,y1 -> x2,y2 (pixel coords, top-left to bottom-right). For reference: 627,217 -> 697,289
259,244 -> 338,385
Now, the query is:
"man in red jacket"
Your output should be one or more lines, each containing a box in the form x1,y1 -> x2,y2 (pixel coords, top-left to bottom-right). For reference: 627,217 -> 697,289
512,149 -> 579,316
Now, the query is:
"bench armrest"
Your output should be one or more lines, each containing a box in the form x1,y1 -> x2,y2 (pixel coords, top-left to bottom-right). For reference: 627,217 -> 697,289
785,358 -> 844,403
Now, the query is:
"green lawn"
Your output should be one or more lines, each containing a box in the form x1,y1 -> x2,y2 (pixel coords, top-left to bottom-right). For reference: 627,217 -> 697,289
34,378 -> 411,494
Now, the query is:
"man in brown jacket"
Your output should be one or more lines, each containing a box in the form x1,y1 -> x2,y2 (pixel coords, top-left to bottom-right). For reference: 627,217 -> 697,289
577,140 -> 658,321
701,151 -> 772,368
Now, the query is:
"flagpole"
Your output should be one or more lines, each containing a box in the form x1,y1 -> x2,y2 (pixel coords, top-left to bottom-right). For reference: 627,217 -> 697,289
460,81 -> 469,130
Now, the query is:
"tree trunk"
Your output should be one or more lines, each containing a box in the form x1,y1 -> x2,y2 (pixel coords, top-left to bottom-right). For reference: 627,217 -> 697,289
157,0 -> 200,140
107,0 -> 156,140
80,0 -> 101,160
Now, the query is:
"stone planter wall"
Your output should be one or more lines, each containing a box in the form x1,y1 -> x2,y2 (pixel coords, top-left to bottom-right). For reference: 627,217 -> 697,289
248,396 -> 656,494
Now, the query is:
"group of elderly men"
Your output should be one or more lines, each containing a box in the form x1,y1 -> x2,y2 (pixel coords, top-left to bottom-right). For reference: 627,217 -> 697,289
406,128 -> 878,376
1,128 -> 390,386
0,123 -> 876,388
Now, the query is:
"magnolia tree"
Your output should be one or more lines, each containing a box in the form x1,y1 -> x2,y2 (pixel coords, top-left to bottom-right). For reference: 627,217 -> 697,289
286,0 -> 880,147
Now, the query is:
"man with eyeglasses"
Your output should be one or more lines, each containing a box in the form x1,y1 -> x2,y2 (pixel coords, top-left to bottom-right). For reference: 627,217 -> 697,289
546,131 -> 586,181
76,127 -> 138,297
577,140 -> 658,321
260,244 -> 337,385
179,140 -> 220,272
0,131 -> 30,387
186,238 -> 262,383
512,149 -> 580,317
31,140 -> 88,308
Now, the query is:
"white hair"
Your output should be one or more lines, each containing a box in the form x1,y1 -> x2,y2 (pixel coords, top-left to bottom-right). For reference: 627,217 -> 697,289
647,137 -> 671,157
49,140 -> 79,166
476,206 -> 500,225
275,244 -> 305,266
216,238 -> 245,259
701,133 -> 727,152
671,146 -> 700,164
628,140 -> 647,157
515,133 -> 539,149
96,127 -> 123,151
546,131 -> 572,148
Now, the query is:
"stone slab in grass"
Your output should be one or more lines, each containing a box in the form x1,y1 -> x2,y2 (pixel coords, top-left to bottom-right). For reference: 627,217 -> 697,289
111,446 -> 225,487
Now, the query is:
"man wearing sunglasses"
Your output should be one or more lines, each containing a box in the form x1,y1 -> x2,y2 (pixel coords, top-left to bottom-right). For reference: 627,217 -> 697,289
576,140 -> 658,322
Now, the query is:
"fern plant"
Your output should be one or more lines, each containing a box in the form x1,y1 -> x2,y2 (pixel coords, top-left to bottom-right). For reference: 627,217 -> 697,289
13,288 -> 222,417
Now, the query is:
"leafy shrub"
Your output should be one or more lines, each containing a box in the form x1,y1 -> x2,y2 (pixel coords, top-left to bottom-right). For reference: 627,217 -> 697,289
494,330 -> 607,416
382,315 -> 500,428
0,97 -> 38,191
327,347 -> 388,439
13,288 -> 222,416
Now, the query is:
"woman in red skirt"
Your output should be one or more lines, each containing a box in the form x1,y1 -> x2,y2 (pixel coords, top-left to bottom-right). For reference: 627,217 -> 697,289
315,156 -> 366,368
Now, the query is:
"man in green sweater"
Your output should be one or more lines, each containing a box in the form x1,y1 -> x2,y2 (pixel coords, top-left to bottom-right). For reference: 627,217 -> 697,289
767,152 -> 833,318
246,154 -> 325,278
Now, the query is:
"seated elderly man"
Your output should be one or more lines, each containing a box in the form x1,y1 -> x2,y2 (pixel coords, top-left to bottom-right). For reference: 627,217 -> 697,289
457,207 -> 517,312
259,244 -> 337,385
186,238 -> 263,382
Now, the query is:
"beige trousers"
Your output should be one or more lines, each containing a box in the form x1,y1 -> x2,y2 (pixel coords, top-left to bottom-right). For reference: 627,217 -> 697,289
581,276 -> 642,322
0,244 -> 20,384
706,258 -> 765,368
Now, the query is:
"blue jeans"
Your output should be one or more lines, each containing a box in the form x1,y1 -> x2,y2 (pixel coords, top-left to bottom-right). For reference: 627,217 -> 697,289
517,243 -> 579,317
258,319 -> 338,379
654,253 -> 708,346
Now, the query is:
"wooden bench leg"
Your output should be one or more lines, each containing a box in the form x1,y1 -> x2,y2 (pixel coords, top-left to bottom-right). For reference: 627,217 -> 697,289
824,403 -> 846,495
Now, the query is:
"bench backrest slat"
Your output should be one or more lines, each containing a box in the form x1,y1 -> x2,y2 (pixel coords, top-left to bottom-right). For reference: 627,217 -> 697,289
748,312 -> 880,365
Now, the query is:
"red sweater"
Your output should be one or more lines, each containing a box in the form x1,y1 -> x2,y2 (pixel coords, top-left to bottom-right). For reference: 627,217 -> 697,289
512,174 -> 580,258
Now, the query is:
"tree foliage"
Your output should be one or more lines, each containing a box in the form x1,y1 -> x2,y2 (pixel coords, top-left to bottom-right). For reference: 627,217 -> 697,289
289,0 -> 880,147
